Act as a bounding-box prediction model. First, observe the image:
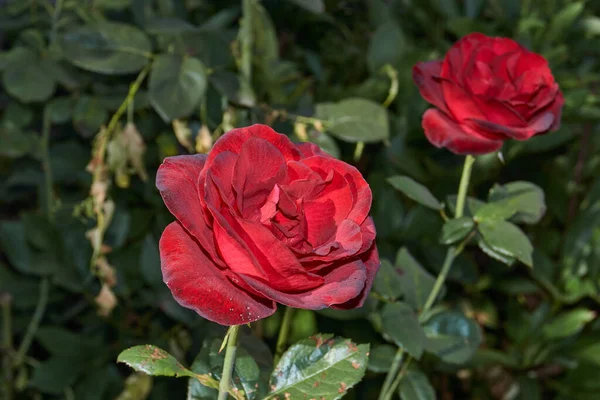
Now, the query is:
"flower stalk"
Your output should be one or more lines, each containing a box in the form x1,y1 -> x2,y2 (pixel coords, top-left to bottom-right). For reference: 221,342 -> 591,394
274,307 -> 295,365
218,325 -> 241,400
379,155 -> 476,400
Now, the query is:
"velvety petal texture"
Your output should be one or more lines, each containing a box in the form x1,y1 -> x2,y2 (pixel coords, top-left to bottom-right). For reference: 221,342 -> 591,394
413,32 -> 564,155
157,124 -> 380,326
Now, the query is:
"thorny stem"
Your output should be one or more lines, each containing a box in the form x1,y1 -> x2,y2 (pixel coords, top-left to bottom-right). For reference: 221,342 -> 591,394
218,325 -> 241,400
274,307 -> 295,365
379,154 -> 476,400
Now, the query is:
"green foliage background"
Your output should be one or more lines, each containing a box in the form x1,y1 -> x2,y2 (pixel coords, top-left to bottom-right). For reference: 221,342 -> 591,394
1,0 -> 600,399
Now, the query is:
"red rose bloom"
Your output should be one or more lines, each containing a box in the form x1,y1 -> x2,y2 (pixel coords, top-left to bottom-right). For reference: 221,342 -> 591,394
413,32 -> 564,155
156,124 -> 379,326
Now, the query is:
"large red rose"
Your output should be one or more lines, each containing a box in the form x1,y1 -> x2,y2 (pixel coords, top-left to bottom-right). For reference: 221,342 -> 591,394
413,32 -> 564,155
156,124 -> 379,326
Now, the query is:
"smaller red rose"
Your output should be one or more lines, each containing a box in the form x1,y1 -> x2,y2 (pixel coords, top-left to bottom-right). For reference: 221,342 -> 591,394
413,32 -> 564,155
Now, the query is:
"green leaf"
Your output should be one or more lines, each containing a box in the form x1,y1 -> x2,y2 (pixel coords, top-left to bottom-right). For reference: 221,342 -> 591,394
316,98 -> 389,143
439,217 -> 475,245
60,22 -> 151,74
396,248 -> 438,310
149,54 -> 207,122
117,345 -> 195,378
387,176 -> 442,210
367,344 -> 397,373
542,308 -> 596,339
268,334 -> 369,399
93,0 -> 132,9
475,181 -> 546,224
305,130 -> 340,159
446,195 -> 485,217
477,238 -> 516,266
0,221 -> 32,275
423,311 -> 482,364
72,96 -> 109,138
36,327 -> 100,359
209,71 -> 256,107
30,356 -> 86,394
0,122 -> 37,158
546,2 -> 584,43
2,47 -> 55,103
477,220 -> 533,267
381,302 -> 426,359
144,17 -> 197,35
398,365 -> 436,400
367,21 -> 405,72
49,97 -> 74,124
287,0 -> 324,13
373,259 -> 403,301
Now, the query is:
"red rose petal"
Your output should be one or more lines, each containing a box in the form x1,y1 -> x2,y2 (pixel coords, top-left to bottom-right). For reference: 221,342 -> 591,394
241,258 -> 368,309
412,60 -> 450,114
332,241 -> 380,309
301,156 -> 372,226
422,109 -> 503,155
206,124 -> 301,169
160,221 -> 276,326
156,154 -> 223,266
296,142 -> 334,159
233,137 -> 287,218
215,216 -> 324,292
466,111 -> 555,141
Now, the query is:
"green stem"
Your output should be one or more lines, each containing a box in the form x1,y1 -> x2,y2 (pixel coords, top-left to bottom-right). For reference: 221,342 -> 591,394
385,356 -> 412,398
41,105 -> 54,221
274,307 -> 295,365
218,325 -> 241,400
13,278 -> 49,367
420,247 -> 457,316
378,349 -> 404,400
379,154 -> 476,400
455,155 -> 475,219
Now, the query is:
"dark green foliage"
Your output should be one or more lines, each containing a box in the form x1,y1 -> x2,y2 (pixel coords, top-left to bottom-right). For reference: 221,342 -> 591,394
1,0 -> 600,399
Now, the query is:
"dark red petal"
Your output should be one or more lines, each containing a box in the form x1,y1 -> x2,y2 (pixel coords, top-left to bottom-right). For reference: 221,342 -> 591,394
233,137 -> 287,218
422,109 -> 503,155
300,215 -> 376,264
240,258 -> 368,309
490,36 -> 525,55
296,142 -> 334,159
201,151 -> 237,210
465,111 -> 555,141
303,198 -> 337,246
331,239 -> 380,310
313,219 -> 362,257
442,32 -> 488,81
548,90 -> 564,131
160,222 -> 276,325
301,156 -> 372,226
156,154 -> 223,266
215,216 -> 324,292
412,60 -> 450,114
441,80 -> 488,122
206,124 -> 301,169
